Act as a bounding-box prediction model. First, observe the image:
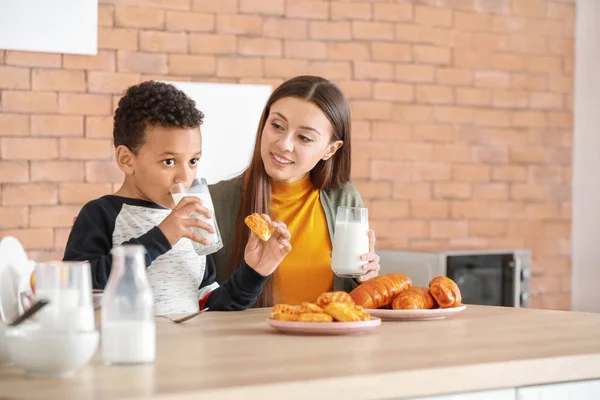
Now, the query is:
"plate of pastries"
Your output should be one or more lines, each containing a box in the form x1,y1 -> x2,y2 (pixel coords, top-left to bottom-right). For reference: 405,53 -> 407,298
349,274 -> 466,321
267,291 -> 381,335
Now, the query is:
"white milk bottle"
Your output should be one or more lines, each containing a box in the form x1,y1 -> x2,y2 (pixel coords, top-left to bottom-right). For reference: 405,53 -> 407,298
101,245 -> 156,365
170,177 -> 223,256
331,207 -> 370,278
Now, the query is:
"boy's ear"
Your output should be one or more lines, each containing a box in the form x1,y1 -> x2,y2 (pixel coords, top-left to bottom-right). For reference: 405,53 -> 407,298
115,145 -> 135,175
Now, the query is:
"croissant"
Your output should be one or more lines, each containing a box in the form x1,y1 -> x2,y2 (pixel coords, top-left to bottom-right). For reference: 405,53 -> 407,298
392,287 -> 437,310
244,213 -> 273,241
349,274 -> 412,309
429,276 -> 462,308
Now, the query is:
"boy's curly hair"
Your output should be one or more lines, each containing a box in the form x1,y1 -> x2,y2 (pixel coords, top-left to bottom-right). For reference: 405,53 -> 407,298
113,81 -> 204,153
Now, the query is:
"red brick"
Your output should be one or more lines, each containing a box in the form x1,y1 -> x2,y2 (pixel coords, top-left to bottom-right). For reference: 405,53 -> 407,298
189,34 -> 237,55
393,143 -> 432,161
88,72 -> 141,94
472,183 -> 509,200
352,141 -> 393,161
1,138 -> 58,160
63,51 -> 116,71
239,38 -> 282,57
547,112 -> 572,128
85,117 -> 113,139
433,183 -> 471,200
474,109 -> 511,127
352,101 -> 393,120
415,5 -> 452,27
493,90 -> 529,108
507,35 -> 547,54
434,107 -> 474,124
29,205 -> 82,228
169,55 -> 216,76
393,105 -> 433,123
511,111 -> 547,128
2,91 -> 57,113
355,62 -> 395,81
98,4 -> 114,27
513,0 -> 546,17
372,121 -> 411,141
530,92 -> 563,110
331,2 -> 372,20
0,207 -> 28,229
492,166 -> 528,182
192,0 -> 238,13
413,46 -> 451,65
548,38 -> 573,57
240,0 -> 284,15
217,57 -> 263,78
373,82 -> 413,102
452,165 -> 491,182
473,146 -> 509,164
431,144 -> 473,163
474,70 -> 511,88
370,161 -> 410,181
456,88 -> 491,106
31,115 -> 83,137
373,3 -> 412,22
59,183 -> 113,204
286,0 -> 329,20
98,28 -> 138,51
395,64 -> 435,83
431,220 -> 468,239
526,203 -> 562,220
140,31 -> 188,53
117,52 -> 168,74
2,183 -> 57,206
512,73 -> 547,90
436,68 -> 472,86
115,5 -> 165,29
31,161 -> 84,182
264,59 -> 309,78
283,40 -> 326,59
352,180 -> 391,200
547,2 -> 575,20
412,124 -> 454,142
453,50 -> 492,69
527,56 -> 562,73
217,15 -> 263,35
469,221 -> 507,237
328,43 -> 369,61
0,114 -> 29,137
0,66 -> 30,89
107,0 -> 190,10
511,183 -> 549,201
352,22 -> 395,40
412,163 -> 451,181
59,139 -> 113,160
5,51 -> 61,68
310,21 -> 351,41
411,201 -> 450,218
548,75 -> 572,94
392,183 -> 431,201
85,161 -> 124,183
452,201 -> 525,219
263,18 -> 307,40
0,229 -> 54,250
371,200 -> 410,219
454,11 -> 492,31
351,160 -> 370,180
509,147 -> 548,164
58,93 -> 112,116
308,61 -> 352,80
371,43 -> 411,62
31,69 -> 85,92
471,32 -> 509,52
25,250 -> 65,262
416,85 -> 453,104
350,119 -> 371,139
54,227 -> 72,250
165,11 -> 214,32
0,161 -> 28,183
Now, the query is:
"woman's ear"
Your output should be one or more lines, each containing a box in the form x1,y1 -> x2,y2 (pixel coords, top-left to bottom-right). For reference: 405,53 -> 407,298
115,145 -> 135,175
322,140 -> 343,161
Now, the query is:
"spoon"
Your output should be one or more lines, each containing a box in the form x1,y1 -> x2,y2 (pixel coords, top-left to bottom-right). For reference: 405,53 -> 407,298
8,299 -> 49,327
156,308 -> 209,324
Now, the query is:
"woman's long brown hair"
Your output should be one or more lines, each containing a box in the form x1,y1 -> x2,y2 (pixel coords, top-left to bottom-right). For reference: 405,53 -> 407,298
230,75 -> 352,307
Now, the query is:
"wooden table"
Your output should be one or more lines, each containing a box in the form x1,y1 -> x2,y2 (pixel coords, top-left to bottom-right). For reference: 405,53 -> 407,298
1,305 -> 600,400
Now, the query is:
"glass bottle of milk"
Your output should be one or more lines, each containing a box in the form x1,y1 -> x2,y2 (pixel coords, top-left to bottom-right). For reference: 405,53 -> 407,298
170,177 -> 223,256
101,245 -> 156,365
330,207 -> 370,278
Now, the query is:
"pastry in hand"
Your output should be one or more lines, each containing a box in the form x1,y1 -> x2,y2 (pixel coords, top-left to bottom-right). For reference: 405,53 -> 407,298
297,313 -> 333,323
316,291 -> 355,307
392,287 -> 437,310
324,302 -> 361,322
270,304 -> 300,321
244,213 -> 274,241
299,302 -> 324,314
429,276 -> 462,308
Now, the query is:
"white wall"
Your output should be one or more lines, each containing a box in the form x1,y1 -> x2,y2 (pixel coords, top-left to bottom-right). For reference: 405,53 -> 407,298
571,0 -> 600,311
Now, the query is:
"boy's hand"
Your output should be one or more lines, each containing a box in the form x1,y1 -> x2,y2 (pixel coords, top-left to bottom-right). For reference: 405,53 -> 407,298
244,215 -> 292,276
158,196 -> 215,247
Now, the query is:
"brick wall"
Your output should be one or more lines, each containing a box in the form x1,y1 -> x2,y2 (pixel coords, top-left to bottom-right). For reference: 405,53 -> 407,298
0,0 -> 574,309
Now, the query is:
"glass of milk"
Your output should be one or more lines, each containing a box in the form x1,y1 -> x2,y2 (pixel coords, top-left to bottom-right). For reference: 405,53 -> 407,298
101,245 -> 155,365
34,261 -> 95,332
331,207 -> 370,278
170,177 -> 223,256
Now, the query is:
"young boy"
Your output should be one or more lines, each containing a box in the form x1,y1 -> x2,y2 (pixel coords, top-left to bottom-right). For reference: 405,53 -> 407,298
63,81 -> 291,315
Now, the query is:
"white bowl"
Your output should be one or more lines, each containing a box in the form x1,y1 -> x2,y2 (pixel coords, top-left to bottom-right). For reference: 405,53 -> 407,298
0,321 -> 11,365
5,324 -> 99,378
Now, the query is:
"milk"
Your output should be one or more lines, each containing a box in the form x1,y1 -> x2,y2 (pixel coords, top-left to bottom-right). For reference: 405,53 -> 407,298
101,321 -> 156,364
36,288 -> 95,331
331,220 -> 370,277
171,192 -> 219,245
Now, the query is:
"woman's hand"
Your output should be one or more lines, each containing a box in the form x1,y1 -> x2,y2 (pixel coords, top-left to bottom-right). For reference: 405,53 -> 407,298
357,229 -> 380,282
244,215 -> 292,276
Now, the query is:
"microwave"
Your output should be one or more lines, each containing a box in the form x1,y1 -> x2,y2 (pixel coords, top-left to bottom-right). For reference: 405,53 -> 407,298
377,249 -> 531,308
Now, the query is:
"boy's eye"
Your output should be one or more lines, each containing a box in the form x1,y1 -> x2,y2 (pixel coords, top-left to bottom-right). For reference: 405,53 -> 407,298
163,159 -> 175,166
190,158 -> 199,166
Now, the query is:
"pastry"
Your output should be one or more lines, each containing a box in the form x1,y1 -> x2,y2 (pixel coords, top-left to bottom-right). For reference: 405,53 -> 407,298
349,274 -> 412,309
324,302 -> 362,322
316,291 -> 354,307
429,276 -> 462,308
392,287 -> 437,310
244,213 -> 274,241
297,313 -> 333,322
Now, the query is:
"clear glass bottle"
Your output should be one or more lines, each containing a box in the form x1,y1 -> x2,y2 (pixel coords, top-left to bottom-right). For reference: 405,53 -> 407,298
101,245 -> 156,365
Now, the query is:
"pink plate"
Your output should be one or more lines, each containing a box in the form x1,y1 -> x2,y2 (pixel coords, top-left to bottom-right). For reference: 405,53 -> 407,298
267,317 -> 381,335
366,305 -> 467,321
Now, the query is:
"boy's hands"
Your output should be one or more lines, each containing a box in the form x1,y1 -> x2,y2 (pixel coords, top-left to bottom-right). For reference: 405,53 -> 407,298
158,196 -> 215,247
244,215 -> 292,276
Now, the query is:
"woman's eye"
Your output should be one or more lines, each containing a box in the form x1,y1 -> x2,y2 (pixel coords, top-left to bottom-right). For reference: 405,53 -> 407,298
190,158 -> 199,166
271,122 -> 284,131
299,135 -> 313,143
163,159 -> 175,166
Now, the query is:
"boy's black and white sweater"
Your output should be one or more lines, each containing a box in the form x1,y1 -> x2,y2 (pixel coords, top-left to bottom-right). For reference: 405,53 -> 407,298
63,195 -> 267,314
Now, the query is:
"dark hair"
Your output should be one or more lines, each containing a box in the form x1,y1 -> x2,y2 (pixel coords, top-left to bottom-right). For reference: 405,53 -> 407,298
113,81 -> 204,153
230,75 -> 352,307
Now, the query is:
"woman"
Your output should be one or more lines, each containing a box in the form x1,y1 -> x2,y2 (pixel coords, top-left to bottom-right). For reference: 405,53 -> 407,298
210,75 -> 381,307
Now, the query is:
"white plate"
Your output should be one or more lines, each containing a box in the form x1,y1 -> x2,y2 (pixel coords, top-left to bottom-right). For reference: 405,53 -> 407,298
0,236 -> 30,322
267,317 -> 381,335
365,305 -> 467,321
